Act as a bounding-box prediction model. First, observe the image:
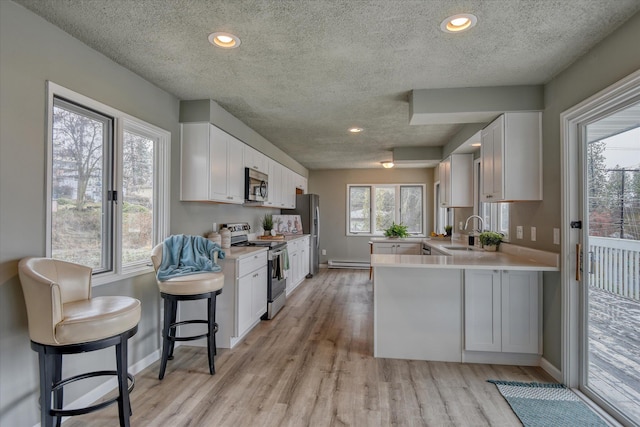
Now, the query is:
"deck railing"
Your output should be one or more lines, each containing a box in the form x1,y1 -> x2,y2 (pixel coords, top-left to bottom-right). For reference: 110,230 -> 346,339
589,236 -> 640,301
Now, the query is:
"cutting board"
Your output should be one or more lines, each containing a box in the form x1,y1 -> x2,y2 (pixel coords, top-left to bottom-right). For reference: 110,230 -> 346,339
256,235 -> 285,240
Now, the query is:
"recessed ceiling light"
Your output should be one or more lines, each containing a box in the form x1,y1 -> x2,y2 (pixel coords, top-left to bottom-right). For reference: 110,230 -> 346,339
381,161 -> 395,168
208,32 -> 241,49
440,13 -> 477,33
349,127 -> 363,133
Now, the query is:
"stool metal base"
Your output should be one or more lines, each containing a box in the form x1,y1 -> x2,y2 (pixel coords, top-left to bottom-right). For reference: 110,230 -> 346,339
159,290 -> 222,380
31,325 -> 138,427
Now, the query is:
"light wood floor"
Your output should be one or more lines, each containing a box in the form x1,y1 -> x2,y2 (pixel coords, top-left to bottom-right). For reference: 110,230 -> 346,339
65,269 -> 554,426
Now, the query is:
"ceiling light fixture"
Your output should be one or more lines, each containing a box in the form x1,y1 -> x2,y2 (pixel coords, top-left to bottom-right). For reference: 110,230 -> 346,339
471,143 -> 481,147
381,161 -> 395,169
440,13 -> 477,33
349,127 -> 363,133
208,32 -> 241,49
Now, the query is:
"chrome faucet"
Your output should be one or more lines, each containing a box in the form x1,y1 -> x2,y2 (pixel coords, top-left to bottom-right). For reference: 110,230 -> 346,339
464,215 -> 485,233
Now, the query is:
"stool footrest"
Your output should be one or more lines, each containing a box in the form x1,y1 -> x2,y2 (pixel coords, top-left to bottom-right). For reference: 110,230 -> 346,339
166,322 -> 218,342
50,371 -> 134,417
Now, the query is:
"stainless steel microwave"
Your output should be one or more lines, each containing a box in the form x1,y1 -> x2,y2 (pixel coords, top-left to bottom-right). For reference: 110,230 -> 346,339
245,167 -> 268,202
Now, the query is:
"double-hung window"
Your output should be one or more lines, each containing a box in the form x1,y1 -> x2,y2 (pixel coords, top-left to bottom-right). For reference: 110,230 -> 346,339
347,184 -> 425,236
46,82 -> 170,284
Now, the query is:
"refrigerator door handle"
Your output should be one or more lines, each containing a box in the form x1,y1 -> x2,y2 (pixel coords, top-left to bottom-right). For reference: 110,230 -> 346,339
315,206 -> 320,248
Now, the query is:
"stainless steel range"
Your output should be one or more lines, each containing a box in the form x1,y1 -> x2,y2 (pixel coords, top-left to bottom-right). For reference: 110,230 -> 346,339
222,222 -> 288,320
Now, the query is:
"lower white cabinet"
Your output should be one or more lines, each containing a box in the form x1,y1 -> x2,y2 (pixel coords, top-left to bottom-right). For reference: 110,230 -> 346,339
464,269 -> 541,355
286,236 -> 310,295
372,242 -> 421,255
217,250 -> 268,348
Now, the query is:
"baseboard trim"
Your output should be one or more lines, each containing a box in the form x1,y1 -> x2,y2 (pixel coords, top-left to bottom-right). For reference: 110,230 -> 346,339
540,357 -> 563,382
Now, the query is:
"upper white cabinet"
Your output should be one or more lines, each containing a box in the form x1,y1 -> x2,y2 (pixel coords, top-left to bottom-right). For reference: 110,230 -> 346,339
293,173 -> 307,194
481,112 -> 542,202
438,153 -> 473,207
464,269 -> 541,355
244,145 -> 269,174
181,123 -> 244,204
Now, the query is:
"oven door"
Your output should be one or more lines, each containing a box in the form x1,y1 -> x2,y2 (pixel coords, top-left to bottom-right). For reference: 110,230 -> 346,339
268,248 -> 287,301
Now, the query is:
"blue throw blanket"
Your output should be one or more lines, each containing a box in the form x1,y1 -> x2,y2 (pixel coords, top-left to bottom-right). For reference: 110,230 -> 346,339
157,235 -> 225,281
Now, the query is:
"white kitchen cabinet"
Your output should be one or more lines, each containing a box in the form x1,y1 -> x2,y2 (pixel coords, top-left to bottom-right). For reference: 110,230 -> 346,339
464,269 -> 541,355
217,250 -> 268,348
372,242 -> 421,255
283,168 -> 296,208
294,173 -> 307,194
480,112 -> 542,202
438,153 -> 473,207
286,236 -> 310,295
180,123 -> 244,204
244,145 -> 269,174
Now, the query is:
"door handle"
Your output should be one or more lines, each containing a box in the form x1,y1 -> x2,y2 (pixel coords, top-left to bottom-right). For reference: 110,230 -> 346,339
576,243 -> 582,281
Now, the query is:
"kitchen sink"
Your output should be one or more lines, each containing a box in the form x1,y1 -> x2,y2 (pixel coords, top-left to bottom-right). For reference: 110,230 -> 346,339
442,245 -> 482,252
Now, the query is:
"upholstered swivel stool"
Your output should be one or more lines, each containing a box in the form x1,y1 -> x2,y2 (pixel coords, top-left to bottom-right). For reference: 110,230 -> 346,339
18,257 -> 141,427
151,243 -> 224,379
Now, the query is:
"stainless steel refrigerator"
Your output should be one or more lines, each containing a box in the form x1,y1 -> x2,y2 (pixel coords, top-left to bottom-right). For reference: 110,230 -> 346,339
283,194 -> 319,277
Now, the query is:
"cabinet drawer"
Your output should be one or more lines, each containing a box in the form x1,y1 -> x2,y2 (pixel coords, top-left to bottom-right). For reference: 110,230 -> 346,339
239,251 -> 267,276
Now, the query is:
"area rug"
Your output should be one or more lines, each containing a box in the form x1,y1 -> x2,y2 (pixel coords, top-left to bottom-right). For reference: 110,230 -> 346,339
488,380 -> 607,427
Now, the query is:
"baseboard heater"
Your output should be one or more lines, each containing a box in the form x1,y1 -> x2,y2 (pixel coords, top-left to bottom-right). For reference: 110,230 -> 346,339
327,260 -> 370,270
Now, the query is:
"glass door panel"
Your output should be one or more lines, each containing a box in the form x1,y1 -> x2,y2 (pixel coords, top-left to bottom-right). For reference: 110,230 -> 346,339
583,101 -> 640,425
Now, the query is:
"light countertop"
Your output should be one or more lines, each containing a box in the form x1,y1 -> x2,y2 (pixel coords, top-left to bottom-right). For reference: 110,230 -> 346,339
220,246 -> 268,260
372,239 -> 559,271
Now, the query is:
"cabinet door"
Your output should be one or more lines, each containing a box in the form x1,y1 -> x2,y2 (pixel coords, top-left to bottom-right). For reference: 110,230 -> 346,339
244,145 -> 267,173
251,266 -> 268,320
180,123 -> 210,201
481,115 -> 504,201
372,243 -> 395,254
395,243 -> 420,255
301,238 -> 309,277
464,270 -> 501,352
269,161 -> 283,208
227,135 -> 245,203
501,271 -> 540,354
237,274 -> 253,337
209,125 -> 229,201
438,159 -> 451,207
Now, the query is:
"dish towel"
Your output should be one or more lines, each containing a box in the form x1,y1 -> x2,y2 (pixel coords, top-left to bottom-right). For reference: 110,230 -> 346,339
278,248 -> 289,280
157,235 -> 225,281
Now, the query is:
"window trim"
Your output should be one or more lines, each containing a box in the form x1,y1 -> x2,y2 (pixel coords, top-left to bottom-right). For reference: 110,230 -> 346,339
46,81 -> 170,286
346,183 -> 427,237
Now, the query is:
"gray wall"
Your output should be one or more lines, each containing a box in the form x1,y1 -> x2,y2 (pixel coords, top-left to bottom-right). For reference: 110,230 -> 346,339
309,168 -> 434,264
0,2 -> 289,426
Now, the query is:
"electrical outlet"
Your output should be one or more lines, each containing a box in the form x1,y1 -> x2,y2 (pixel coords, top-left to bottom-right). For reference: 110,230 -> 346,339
516,226 -> 523,239
531,227 -> 536,241
459,221 -> 464,230
553,228 -> 560,245
322,249 -> 327,255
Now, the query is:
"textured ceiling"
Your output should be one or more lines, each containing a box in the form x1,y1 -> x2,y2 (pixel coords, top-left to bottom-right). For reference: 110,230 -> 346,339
15,0 -> 640,169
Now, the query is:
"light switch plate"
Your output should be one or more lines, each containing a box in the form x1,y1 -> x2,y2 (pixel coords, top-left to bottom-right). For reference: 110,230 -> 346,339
531,227 -> 536,241
322,249 -> 327,255
553,228 -> 560,245
516,226 -> 523,239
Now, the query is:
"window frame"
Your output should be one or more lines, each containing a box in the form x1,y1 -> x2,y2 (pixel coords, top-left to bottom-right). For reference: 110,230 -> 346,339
346,183 -> 426,237
46,82 -> 171,286
473,158 -> 510,241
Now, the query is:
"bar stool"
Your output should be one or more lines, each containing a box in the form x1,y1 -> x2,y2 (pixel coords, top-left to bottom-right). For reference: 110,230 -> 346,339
18,257 -> 141,427
151,242 -> 224,379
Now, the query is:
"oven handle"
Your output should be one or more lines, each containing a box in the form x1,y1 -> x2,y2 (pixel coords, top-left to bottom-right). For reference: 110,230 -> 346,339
270,248 -> 287,257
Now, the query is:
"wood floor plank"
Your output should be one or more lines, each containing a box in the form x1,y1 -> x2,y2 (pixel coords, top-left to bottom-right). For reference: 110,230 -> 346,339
63,268 -> 556,426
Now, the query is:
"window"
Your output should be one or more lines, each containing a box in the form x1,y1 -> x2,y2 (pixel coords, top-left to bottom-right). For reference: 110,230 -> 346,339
347,184 -> 425,235
474,159 -> 509,240
46,82 -> 170,284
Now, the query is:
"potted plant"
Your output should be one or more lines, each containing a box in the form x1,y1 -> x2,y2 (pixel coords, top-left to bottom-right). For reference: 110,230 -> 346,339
444,225 -> 453,236
384,222 -> 409,238
478,231 -> 503,251
261,214 -> 274,236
